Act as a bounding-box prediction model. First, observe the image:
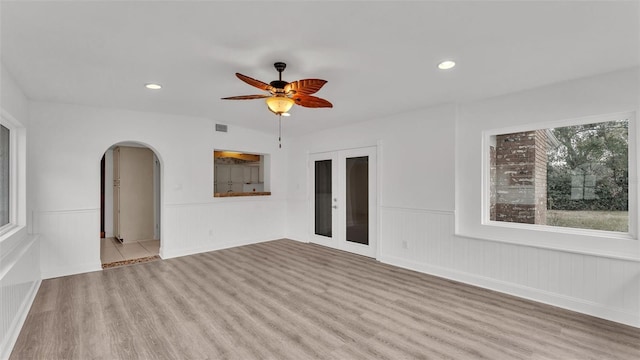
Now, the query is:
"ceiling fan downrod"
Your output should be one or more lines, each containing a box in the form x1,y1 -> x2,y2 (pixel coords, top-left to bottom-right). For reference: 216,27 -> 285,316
274,62 -> 286,81
270,62 -> 288,89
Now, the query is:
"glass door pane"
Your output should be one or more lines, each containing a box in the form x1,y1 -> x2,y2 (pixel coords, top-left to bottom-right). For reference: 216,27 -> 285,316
314,160 -> 332,237
345,156 -> 368,245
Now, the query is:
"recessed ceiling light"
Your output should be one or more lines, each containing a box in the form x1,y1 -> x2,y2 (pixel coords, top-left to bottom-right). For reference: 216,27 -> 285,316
438,60 -> 456,70
145,83 -> 162,90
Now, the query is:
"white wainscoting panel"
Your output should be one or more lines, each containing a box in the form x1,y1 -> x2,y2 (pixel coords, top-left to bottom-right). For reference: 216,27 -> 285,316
33,209 -> 102,279
284,199 -> 310,242
379,206 -> 640,327
0,229 -> 40,360
162,199 -> 287,259
33,201 -> 287,278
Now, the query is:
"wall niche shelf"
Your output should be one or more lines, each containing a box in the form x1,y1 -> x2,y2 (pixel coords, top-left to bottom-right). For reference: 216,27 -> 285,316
214,192 -> 271,198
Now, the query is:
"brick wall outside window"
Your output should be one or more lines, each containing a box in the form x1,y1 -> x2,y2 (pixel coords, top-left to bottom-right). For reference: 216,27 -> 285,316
490,130 -> 547,224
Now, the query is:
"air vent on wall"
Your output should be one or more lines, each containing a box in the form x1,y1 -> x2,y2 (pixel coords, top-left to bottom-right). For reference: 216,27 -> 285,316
215,124 -> 228,132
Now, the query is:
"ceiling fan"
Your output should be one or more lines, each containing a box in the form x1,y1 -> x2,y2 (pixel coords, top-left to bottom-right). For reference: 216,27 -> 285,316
221,62 -> 332,117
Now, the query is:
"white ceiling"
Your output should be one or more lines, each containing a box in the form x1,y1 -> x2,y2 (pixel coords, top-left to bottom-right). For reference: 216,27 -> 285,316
1,1 -> 638,136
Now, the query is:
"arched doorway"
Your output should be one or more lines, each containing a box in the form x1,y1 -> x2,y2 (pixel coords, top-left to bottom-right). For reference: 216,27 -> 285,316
100,142 -> 162,268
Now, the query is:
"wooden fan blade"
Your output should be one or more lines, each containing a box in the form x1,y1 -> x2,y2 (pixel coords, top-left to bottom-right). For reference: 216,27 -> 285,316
285,79 -> 327,95
236,73 -> 274,92
221,94 -> 270,100
292,94 -> 333,108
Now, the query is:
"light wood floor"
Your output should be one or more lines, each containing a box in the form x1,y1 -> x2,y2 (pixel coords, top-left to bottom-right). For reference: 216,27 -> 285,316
11,239 -> 640,359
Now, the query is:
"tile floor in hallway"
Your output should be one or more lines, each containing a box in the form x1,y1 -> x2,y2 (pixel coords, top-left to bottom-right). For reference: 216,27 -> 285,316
100,237 -> 160,265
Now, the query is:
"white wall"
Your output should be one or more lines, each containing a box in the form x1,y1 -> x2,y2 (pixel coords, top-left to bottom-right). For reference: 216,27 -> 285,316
286,104 -> 456,242
0,63 -> 40,360
286,68 -> 640,327
28,101 -> 288,278
0,65 -> 29,126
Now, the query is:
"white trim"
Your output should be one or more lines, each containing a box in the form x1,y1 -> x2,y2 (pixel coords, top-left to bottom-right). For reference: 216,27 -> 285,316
161,236 -> 276,260
486,219 -> 635,240
0,109 -> 26,236
376,140 -> 383,261
483,111 -> 635,139
0,234 -> 37,279
0,116 -> 16,230
380,206 -> 455,216
42,262 -> 102,280
33,208 -> 100,215
0,224 -> 21,242
165,197 -> 276,207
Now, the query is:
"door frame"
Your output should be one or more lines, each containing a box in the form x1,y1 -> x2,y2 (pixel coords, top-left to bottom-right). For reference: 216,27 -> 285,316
308,146 -> 378,258
99,141 -> 164,263
309,152 -> 339,250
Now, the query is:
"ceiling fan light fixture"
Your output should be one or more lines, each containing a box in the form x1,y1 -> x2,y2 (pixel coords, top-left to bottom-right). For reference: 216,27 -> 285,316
265,96 -> 294,115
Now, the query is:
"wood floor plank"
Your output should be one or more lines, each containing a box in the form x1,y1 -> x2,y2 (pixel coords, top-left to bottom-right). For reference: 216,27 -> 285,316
10,239 -> 640,359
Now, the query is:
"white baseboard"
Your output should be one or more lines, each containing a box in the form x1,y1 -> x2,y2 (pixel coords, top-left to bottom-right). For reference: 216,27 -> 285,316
0,279 -> 41,360
161,237 -> 279,259
282,237 -> 308,244
42,262 -> 102,280
379,254 -> 639,328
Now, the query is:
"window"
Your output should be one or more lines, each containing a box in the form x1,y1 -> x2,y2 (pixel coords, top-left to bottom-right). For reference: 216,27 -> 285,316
0,124 -> 8,227
487,113 -> 632,234
0,110 -> 24,236
213,150 -> 270,197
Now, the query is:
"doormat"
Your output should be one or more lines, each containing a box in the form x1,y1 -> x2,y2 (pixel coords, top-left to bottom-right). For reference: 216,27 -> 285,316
102,255 -> 161,269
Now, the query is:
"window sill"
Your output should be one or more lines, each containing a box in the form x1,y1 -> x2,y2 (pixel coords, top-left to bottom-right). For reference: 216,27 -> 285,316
0,223 -> 21,239
213,192 -> 271,198
456,220 -> 640,262
485,220 -> 636,241
0,224 -> 26,248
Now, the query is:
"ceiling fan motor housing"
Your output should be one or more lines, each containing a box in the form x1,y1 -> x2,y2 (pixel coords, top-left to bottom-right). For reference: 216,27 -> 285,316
269,80 -> 288,90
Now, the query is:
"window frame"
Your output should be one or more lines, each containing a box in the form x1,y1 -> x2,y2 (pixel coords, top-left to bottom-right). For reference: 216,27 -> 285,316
0,110 -> 20,236
482,111 -> 637,241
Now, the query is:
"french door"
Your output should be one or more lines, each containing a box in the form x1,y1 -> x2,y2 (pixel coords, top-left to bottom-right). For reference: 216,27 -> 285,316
310,147 -> 377,258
